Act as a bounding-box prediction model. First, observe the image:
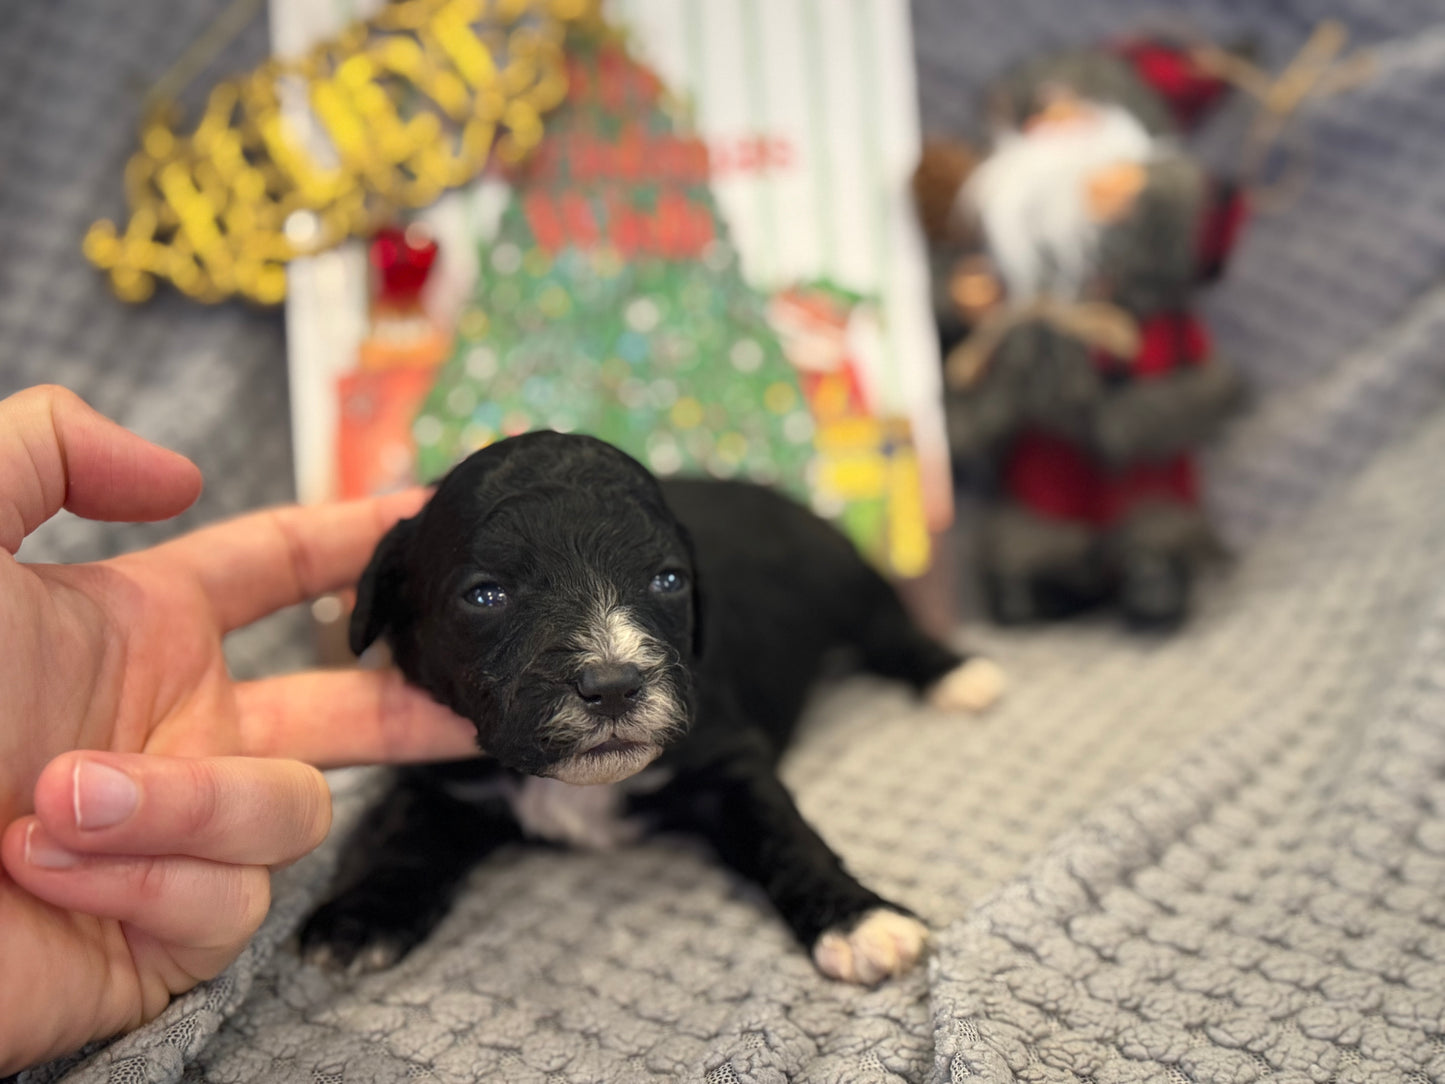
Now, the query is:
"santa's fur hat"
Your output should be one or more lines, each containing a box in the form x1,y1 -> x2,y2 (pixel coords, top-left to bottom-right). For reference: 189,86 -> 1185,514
987,39 -> 1231,137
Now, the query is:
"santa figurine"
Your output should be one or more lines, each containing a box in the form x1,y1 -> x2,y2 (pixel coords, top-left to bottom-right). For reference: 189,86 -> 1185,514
915,38 -> 1247,631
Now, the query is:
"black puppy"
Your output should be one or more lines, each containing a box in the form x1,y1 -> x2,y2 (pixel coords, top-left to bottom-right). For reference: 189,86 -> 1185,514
302,432 -> 1004,983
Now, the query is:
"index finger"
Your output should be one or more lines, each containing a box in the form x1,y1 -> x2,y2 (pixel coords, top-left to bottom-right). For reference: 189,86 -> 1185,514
147,488 -> 427,632
235,668 -> 480,768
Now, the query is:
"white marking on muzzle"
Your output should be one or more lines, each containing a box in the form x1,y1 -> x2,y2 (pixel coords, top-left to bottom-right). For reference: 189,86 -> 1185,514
540,682 -> 685,759
538,599 -> 686,776
574,601 -> 668,669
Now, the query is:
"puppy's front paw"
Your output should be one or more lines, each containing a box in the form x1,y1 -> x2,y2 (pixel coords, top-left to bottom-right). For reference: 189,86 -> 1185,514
299,895 -> 428,975
812,908 -> 931,984
928,657 -> 1006,713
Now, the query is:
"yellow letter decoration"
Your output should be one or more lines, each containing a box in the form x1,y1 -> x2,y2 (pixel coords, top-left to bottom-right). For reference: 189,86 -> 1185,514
84,0 -> 594,305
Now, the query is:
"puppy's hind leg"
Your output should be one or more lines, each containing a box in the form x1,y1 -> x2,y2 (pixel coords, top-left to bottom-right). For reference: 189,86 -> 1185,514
300,765 -> 521,973
848,564 -> 1005,713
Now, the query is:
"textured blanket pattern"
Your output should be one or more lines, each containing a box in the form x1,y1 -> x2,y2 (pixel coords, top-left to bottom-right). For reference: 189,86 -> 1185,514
6,0 -> 1445,1081
931,416 -> 1445,1084
29,414 -> 1445,1084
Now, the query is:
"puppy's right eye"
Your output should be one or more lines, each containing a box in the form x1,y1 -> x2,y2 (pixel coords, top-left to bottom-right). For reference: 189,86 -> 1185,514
463,583 -> 509,609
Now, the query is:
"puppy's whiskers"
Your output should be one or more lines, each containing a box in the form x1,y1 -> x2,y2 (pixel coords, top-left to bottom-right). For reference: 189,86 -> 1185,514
530,599 -> 689,786
538,675 -> 687,749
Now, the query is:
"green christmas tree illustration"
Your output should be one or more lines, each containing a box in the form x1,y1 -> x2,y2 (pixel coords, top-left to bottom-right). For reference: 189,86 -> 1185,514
412,31 -> 815,493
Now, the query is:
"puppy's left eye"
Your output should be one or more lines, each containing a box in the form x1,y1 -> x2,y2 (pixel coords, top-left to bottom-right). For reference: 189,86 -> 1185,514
463,583 -> 509,608
650,570 -> 688,594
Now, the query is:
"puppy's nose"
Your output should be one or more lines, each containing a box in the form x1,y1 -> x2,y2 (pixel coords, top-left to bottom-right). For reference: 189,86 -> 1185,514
576,662 -> 643,718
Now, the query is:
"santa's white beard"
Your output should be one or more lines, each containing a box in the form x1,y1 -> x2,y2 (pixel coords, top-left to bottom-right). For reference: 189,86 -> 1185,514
964,103 -> 1158,302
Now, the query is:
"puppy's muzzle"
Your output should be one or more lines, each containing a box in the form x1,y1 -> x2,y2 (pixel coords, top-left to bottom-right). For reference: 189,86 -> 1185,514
575,661 -> 643,719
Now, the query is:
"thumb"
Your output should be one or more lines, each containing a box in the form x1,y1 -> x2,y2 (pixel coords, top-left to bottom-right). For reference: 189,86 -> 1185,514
0,385 -> 203,553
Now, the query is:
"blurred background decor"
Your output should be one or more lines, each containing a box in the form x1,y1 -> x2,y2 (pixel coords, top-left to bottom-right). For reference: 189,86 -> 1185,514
915,37 -> 1250,632
82,0 -> 591,305
8,1 -> 1445,1081
282,0 -> 951,589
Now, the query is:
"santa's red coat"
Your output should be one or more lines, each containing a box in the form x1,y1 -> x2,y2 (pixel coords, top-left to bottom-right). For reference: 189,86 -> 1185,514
1001,180 -> 1244,527
1003,312 -> 1211,526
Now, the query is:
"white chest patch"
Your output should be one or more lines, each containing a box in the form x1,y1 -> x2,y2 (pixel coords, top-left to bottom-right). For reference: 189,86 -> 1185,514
508,776 -> 642,851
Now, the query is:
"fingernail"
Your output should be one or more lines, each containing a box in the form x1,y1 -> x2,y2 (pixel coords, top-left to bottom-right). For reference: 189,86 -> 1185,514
74,760 -> 139,830
25,822 -> 80,869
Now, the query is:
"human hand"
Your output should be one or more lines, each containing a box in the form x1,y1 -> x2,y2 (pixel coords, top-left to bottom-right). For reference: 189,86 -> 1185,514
0,386 -> 477,1073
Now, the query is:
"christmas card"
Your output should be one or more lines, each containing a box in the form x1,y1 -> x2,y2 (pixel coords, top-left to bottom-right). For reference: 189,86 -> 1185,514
276,0 -> 949,576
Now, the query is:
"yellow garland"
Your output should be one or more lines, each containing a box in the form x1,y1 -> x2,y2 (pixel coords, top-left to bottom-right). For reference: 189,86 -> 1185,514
84,0 -> 597,305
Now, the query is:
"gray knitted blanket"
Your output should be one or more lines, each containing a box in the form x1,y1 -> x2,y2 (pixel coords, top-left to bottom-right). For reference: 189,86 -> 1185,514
8,1 -> 1445,1081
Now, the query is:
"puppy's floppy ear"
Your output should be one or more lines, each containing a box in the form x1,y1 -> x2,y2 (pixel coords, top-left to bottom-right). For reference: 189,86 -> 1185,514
349,515 -> 418,656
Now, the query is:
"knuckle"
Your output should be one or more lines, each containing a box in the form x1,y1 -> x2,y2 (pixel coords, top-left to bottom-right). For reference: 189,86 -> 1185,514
265,507 -> 318,601
376,669 -> 411,760
132,854 -> 177,908
12,384 -> 79,412
232,867 -> 273,938
290,764 -> 333,854
176,759 -> 226,843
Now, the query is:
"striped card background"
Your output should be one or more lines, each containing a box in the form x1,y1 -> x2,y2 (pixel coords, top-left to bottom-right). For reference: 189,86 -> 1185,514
608,0 -> 949,522
277,0 -> 949,525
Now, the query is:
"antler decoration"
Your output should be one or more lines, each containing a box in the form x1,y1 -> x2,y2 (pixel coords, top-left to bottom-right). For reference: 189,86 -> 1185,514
84,0 -> 596,305
1190,20 -> 1374,203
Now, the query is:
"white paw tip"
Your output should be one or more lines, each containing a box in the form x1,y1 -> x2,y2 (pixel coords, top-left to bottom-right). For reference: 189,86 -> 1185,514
303,944 -> 339,970
360,942 -> 404,972
928,657 -> 1006,713
812,908 -> 931,985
